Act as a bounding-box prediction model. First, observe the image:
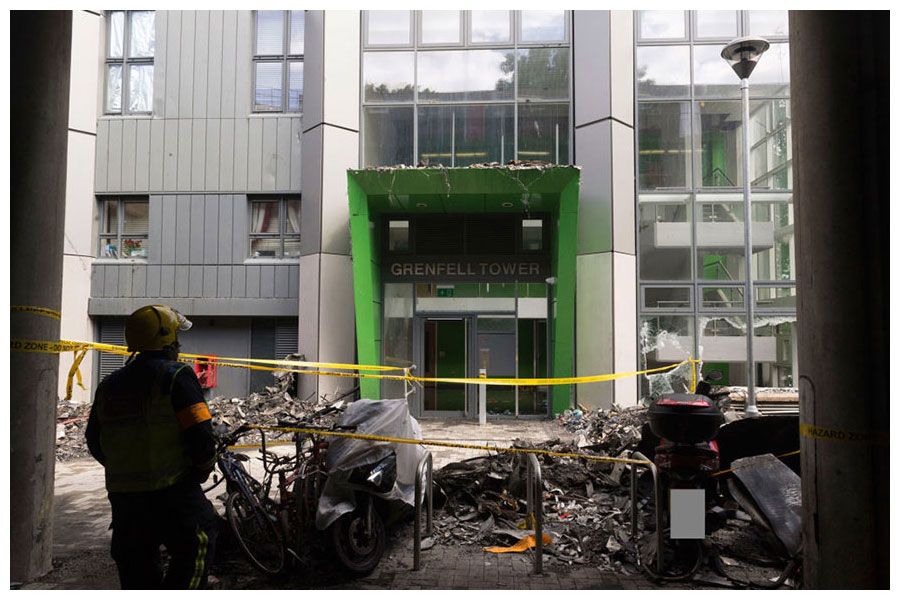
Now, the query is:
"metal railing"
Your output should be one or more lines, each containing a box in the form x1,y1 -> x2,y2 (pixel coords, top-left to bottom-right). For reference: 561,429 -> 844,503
525,453 -> 544,575
413,451 -> 434,571
630,451 -> 665,573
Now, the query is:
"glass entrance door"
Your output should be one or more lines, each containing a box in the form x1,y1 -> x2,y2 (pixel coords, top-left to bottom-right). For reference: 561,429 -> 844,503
422,318 -> 468,414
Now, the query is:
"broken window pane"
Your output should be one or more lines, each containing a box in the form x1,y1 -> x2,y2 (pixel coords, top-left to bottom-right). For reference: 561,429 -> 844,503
699,315 -> 748,386
639,315 -> 694,402
129,11 -> 155,58
106,64 -> 122,113
753,317 -> 797,388
108,12 -> 124,58
128,64 -> 153,112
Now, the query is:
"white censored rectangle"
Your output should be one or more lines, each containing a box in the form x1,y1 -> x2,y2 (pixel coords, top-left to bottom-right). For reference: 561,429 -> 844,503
669,489 -> 706,539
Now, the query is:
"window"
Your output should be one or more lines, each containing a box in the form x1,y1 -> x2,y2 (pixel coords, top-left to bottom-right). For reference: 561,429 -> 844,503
105,11 -> 155,114
99,197 -> 149,259
253,11 -> 305,112
249,197 -> 301,258
362,10 -> 571,167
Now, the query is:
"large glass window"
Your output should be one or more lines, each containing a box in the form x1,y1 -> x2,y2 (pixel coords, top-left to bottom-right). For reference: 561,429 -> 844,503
367,11 -> 412,46
105,11 -> 154,114
99,197 -> 149,259
636,11 -> 795,402
249,196 -> 301,258
253,11 -> 304,113
362,10 -> 571,167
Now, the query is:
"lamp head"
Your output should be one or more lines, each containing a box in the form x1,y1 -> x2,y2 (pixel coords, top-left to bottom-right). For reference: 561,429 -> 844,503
721,36 -> 770,80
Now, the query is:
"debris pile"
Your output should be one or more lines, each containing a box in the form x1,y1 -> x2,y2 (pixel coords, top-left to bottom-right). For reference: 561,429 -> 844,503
557,404 -> 647,455
55,401 -> 92,461
432,438 -> 640,571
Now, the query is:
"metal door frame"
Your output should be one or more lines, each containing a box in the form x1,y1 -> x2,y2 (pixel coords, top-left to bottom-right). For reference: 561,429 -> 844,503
413,314 -> 475,418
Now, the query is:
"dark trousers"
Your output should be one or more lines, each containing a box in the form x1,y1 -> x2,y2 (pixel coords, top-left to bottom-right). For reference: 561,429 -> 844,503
108,479 -> 218,589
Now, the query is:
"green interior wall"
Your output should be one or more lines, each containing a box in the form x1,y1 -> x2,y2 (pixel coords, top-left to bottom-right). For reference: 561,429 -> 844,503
347,167 -> 580,414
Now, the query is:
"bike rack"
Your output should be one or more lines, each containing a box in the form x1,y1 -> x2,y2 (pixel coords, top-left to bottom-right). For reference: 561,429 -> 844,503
630,451 -> 665,573
525,453 -> 544,575
413,451 -> 434,571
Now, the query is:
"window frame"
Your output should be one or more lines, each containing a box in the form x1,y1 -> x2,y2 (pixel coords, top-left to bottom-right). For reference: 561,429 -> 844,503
104,10 -> 155,115
98,196 -> 150,260
248,196 -> 302,259
252,10 -> 305,114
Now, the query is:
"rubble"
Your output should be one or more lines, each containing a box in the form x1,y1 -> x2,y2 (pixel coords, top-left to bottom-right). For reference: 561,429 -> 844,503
55,401 -> 92,461
557,404 -> 647,455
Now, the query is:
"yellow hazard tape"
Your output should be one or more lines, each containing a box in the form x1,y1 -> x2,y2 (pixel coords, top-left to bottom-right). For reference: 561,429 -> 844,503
64,349 -> 89,401
800,423 -> 888,445
11,305 -> 62,320
249,424 -> 653,466
13,337 -> 700,393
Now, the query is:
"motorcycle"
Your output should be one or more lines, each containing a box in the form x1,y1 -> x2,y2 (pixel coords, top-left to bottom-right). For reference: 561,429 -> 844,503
643,370 -> 726,580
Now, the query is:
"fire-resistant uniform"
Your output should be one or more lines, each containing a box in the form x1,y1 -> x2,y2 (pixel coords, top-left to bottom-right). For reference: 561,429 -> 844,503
86,306 -> 218,589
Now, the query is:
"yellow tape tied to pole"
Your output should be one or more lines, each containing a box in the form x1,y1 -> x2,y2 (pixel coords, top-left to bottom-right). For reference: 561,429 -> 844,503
11,305 -> 62,320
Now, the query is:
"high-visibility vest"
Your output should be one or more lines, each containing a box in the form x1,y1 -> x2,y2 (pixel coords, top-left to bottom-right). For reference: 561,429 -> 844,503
95,358 -> 195,493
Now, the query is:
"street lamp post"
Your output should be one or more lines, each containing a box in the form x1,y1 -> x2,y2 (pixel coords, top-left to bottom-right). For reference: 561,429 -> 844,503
721,36 -> 769,418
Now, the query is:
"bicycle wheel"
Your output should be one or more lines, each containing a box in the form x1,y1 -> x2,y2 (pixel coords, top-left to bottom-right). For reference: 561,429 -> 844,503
226,490 -> 285,575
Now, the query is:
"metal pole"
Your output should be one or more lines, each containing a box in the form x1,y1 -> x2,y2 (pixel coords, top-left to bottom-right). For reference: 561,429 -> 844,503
741,78 -> 759,417
478,368 -> 487,425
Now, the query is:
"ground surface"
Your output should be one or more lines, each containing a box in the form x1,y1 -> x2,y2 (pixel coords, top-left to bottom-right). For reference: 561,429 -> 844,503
24,419 -> 704,590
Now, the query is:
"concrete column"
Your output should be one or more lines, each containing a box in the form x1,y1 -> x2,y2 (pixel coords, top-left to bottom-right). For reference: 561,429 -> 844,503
790,11 -> 888,589
10,11 -> 72,583
299,11 -> 360,401
58,11 -> 103,404
572,10 -> 638,409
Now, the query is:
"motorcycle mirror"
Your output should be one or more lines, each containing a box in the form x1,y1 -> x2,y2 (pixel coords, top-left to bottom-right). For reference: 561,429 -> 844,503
704,369 -> 724,383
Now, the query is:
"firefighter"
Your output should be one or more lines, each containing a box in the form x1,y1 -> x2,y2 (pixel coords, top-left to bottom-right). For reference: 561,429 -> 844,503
86,305 -> 218,589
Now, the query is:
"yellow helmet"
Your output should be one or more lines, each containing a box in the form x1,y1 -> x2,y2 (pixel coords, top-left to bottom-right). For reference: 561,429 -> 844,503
125,305 -> 192,352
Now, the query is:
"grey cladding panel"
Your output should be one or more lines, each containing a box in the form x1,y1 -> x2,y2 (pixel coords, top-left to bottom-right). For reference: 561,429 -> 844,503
205,122 -> 220,189
247,118 -> 263,191
149,119 -> 165,190
218,196 -> 234,264
189,265 -> 204,297
164,11 -> 181,119
262,117 -> 278,190
161,195 -> 177,263
290,117 -> 302,191
94,120 -> 109,191
276,118 -> 292,190
146,265 -> 161,297
132,265 -> 147,296
204,197 -> 219,264
177,119 -> 192,190
179,11 -> 195,119
107,120 -> 123,191
190,119 -> 206,191
234,12 -> 252,116
231,265 -> 246,297
163,120 -> 178,190
118,265 -> 133,297
103,266 -> 118,297
217,266 -> 232,297
220,11 -> 238,118
231,195 -> 248,262
203,266 -> 217,297
246,265 -> 260,298
206,11 -> 224,119
192,11 -> 209,119
219,120 -> 235,190
160,265 -> 175,296
289,266 -> 299,299
260,265 -> 275,298
190,195 -> 205,263
121,119 -> 136,191
91,265 -> 104,297
149,195 -> 163,263
233,119 -> 249,190
175,265 -> 190,297
573,11 -> 612,127
175,195 -> 191,263
274,265 -> 289,298
135,119 -> 151,190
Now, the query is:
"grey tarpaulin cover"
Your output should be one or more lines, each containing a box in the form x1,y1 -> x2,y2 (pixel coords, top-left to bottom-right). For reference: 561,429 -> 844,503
727,453 -> 802,558
315,399 -> 425,530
